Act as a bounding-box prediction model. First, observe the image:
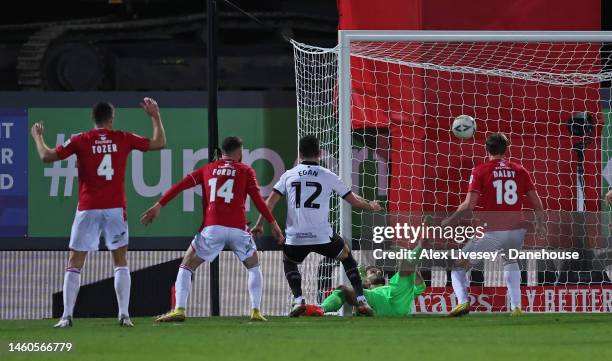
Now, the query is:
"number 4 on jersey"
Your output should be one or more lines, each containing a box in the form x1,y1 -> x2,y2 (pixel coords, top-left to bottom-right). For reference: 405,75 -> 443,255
97,154 -> 114,180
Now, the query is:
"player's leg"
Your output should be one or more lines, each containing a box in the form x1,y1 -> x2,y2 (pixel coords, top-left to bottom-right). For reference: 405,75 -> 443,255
449,258 -> 471,316
104,208 -> 132,326
320,285 -> 351,313
499,229 -> 526,316
504,260 -> 522,315
317,234 -> 373,316
387,272 -> 418,316
282,245 -> 309,316
176,245 -> 204,309
55,209 -> 101,328
157,227 -> 222,322
228,227 -> 266,321
55,250 -> 88,328
449,234 -> 503,317
111,246 -> 132,326
449,237 -> 481,317
156,245 -> 204,322
242,252 -> 266,321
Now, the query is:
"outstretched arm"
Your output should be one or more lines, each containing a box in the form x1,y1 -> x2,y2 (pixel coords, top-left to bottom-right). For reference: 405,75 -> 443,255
251,191 -> 282,239
344,192 -> 383,212
246,169 -> 284,242
140,173 -> 199,225
396,241 -> 424,276
30,122 -> 60,163
140,97 -> 166,150
249,189 -> 276,225
441,192 -> 479,227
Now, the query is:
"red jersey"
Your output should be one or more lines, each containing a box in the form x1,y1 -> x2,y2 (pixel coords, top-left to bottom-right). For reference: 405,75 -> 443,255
159,158 -> 275,231
467,158 -> 535,230
55,128 -> 150,210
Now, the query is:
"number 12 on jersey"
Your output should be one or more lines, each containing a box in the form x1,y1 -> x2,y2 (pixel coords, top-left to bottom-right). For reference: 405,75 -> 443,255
291,181 -> 322,209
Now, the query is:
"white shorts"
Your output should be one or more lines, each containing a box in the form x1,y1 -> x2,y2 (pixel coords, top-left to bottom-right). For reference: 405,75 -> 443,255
69,208 -> 129,252
462,229 -> 526,266
191,225 -> 257,263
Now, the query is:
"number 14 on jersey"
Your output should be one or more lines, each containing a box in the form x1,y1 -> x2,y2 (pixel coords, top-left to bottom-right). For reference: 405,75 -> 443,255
208,178 -> 235,203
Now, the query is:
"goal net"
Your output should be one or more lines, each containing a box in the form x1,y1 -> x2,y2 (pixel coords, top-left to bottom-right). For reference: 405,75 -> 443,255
292,32 -> 612,313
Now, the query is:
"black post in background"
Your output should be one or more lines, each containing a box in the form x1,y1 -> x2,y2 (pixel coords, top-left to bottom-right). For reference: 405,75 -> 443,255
561,112 -> 594,284
207,0 -> 220,316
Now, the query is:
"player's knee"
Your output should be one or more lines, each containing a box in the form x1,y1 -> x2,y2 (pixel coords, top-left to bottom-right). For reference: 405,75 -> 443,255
182,259 -> 201,271
183,244 -> 197,261
112,258 -> 128,268
454,259 -> 471,270
336,285 -> 357,304
283,256 -> 299,273
336,246 -> 350,261
111,246 -> 128,267
503,260 -> 519,267
283,257 -> 298,269
503,261 -> 520,274
336,285 -> 349,297
66,261 -> 84,271
68,250 -> 87,269
243,252 -> 259,269
283,252 -> 300,265
182,248 -> 204,270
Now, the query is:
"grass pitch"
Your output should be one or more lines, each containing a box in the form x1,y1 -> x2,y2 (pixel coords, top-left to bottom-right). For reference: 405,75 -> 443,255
1,314 -> 611,361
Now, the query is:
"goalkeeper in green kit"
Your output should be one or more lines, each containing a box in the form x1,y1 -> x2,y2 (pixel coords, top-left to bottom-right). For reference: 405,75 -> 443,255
305,246 -> 426,317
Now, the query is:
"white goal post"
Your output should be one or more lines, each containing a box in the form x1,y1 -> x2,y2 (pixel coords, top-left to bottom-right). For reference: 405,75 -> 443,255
293,31 -> 612,313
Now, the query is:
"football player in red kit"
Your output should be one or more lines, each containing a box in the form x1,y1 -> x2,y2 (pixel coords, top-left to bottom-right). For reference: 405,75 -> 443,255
31,98 -> 167,328
442,133 -> 546,317
141,136 -> 284,322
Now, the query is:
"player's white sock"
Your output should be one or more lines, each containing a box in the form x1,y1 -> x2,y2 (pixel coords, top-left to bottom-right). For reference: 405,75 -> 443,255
504,262 -> 522,309
175,265 -> 193,309
247,265 -> 263,309
451,267 -> 469,304
114,266 -> 131,317
356,295 -> 367,303
294,296 -> 304,304
62,268 -> 81,318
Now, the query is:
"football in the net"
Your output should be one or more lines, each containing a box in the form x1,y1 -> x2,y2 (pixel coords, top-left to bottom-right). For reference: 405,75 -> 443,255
452,115 -> 476,139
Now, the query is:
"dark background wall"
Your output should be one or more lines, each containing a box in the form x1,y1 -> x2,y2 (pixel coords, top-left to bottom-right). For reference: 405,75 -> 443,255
0,0 -> 610,92
0,0 -> 337,91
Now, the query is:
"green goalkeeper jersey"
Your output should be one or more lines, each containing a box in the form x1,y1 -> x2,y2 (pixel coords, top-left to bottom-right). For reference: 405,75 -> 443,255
362,272 -> 426,316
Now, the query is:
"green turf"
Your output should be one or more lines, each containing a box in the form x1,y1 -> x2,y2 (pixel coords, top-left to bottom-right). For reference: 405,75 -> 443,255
1,314 -> 611,361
